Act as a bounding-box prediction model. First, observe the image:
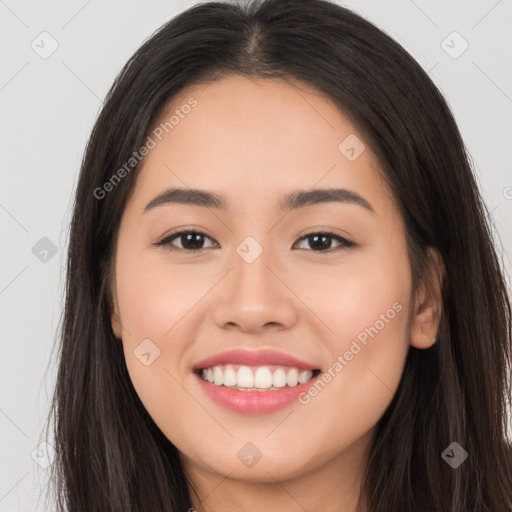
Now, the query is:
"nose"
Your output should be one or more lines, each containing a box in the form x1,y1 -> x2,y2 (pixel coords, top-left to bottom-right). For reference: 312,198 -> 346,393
212,244 -> 299,334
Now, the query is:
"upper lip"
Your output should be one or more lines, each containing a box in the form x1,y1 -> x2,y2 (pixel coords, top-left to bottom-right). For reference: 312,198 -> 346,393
193,348 -> 319,371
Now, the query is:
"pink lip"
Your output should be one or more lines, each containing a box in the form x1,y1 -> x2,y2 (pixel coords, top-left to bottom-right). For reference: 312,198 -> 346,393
192,348 -> 320,414
193,348 -> 318,371
194,372 -> 321,414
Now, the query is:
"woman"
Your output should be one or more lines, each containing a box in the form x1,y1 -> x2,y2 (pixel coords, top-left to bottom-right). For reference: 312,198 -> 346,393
43,0 -> 512,510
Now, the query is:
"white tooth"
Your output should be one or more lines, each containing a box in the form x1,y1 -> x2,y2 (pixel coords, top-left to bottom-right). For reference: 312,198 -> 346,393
213,366 -> 223,386
236,366 -> 254,388
223,365 -> 237,387
298,369 -> 313,384
207,368 -> 215,383
202,369 -> 208,381
254,367 -> 273,388
286,368 -> 299,387
272,368 -> 287,388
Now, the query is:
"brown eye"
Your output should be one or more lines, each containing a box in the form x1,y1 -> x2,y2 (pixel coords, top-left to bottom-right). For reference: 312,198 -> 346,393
153,230 -> 218,252
294,232 -> 355,252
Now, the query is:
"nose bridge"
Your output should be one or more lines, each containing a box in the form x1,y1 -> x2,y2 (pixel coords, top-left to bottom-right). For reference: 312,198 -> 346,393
231,234 -> 276,297
212,233 -> 298,332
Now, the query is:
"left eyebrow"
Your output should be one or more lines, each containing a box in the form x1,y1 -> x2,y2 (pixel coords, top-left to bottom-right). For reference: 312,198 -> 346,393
143,187 -> 375,214
280,188 -> 375,214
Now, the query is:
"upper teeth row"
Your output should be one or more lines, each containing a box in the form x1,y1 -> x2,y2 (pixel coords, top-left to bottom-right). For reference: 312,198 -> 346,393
201,365 -> 314,389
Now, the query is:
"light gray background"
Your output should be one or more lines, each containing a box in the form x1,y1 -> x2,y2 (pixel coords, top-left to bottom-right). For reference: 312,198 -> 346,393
1,0 -> 511,510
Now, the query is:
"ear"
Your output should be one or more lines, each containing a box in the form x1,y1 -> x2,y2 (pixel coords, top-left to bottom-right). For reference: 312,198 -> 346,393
111,297 -> 122,339
410,247 -> 445,349
110,273 -> 122,339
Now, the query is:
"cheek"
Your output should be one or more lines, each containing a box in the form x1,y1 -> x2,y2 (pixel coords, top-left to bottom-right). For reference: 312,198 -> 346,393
292,247 -> 411,447
116,249 -> 205,347
114,248 -> 202,405
115,252 -> 207,443
293,243 -> 410,345
322,257 -> 409,346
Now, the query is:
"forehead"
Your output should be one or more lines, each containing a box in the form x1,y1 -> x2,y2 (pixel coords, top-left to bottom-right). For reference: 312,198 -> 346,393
129,75 -> 393,215
150,75 -> 358,159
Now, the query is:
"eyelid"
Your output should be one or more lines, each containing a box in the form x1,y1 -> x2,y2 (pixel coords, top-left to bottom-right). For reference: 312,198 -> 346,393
296,226 -> 355,243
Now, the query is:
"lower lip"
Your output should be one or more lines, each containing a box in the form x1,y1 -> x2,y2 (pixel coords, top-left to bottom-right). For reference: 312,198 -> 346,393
194,372 -> 320,414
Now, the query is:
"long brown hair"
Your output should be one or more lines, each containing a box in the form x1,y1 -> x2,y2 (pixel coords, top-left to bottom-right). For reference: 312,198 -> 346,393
42,0 -> 512,510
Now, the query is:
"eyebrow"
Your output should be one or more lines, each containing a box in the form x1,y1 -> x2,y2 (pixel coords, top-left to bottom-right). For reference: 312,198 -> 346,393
143,187 -> 375,214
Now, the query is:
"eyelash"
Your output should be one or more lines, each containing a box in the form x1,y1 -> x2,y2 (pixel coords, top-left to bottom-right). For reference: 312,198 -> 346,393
153,229 -> 356,253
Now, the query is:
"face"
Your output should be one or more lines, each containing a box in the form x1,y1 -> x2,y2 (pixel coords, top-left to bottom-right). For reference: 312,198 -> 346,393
110,75 -> 436,492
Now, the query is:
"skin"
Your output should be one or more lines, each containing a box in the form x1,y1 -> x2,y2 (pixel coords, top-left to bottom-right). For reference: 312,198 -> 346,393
110,75 -> 443,512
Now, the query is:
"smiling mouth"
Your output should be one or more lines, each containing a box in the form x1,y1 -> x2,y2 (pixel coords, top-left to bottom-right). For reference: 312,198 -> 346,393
194,364 -> 321,391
